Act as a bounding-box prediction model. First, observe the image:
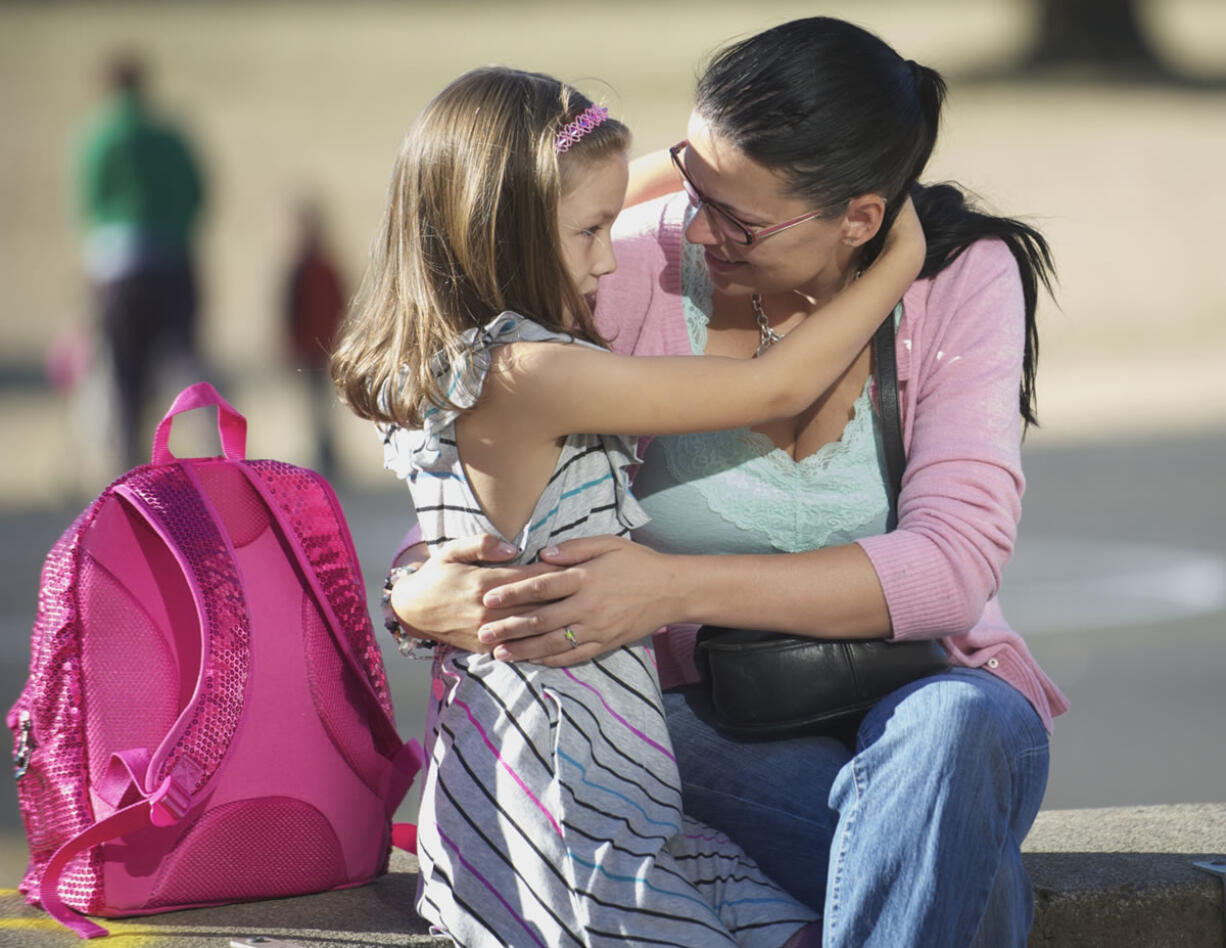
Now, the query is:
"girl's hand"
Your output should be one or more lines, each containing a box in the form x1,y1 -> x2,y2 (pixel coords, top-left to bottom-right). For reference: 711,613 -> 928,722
390,534 -> 560,653
477,535 -> 678,667
880,195 -> 926,273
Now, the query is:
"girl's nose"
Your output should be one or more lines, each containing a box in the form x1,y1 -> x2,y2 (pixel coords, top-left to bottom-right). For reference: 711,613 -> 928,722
596,231 -> 619,276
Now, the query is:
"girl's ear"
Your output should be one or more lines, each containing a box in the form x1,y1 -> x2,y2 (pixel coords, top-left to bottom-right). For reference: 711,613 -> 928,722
842,194 -> 887,248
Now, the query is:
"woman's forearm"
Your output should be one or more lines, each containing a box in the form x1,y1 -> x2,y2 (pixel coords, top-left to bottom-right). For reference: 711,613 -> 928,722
625,149 -> 679,207
669,543 -> 892,639
484,535 -> 894,663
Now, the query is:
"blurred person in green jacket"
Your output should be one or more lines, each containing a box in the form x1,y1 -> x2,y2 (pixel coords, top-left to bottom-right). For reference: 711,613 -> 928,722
77,52 -> 206,469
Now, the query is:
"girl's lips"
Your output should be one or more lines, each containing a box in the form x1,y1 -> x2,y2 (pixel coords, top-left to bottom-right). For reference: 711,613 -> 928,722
704,250 -> 744,273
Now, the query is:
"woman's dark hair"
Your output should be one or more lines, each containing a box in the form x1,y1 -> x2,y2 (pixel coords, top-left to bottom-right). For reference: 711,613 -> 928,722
696,17 -> 1054,428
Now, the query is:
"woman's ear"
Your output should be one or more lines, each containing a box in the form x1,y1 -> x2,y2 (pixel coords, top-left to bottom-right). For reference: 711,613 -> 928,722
842,194 -> 887,247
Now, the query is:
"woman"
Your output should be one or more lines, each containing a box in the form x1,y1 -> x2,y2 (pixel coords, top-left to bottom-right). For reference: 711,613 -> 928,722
388,17 -> 1068,947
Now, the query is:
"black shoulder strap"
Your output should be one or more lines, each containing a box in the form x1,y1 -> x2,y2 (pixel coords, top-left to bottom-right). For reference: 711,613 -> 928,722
872,307 -> 906,529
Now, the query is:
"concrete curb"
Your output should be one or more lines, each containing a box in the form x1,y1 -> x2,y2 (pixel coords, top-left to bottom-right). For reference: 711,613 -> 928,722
1023,804 -> 1226,947
2,805 -> 1223,946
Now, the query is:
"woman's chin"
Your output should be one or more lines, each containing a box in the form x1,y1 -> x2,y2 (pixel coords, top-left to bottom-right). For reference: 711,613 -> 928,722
704,256 -> 757,297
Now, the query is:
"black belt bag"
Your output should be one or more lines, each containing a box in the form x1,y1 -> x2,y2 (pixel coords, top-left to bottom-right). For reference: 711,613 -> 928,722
693,310 -> 948,739
694,628 -> 948,738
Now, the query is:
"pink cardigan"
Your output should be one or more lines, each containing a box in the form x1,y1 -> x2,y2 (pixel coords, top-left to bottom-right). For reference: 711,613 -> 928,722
593,196 -> 1069,732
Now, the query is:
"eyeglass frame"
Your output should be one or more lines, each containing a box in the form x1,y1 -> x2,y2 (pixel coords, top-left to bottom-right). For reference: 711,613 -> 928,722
668,140 -> 828,246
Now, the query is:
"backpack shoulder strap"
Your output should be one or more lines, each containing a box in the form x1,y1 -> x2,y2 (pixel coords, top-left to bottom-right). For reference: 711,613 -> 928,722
243,460 -> 396,726
114,464 -> 252,803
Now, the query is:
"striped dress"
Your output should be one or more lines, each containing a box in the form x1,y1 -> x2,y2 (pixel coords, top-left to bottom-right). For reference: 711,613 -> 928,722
382,312 -> 817,948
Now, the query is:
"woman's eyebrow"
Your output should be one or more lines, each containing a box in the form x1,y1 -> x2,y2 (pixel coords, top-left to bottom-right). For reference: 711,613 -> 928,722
686,160 -> 768,223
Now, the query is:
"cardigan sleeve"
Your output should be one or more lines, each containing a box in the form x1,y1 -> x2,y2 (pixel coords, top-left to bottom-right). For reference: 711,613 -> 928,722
857,239 -> 1028,638
594,195 -> 687,356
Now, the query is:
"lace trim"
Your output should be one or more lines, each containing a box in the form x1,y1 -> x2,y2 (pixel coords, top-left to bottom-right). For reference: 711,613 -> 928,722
656,381 -> 889,552
665,239 -> 890,551
679,234 -> 711,354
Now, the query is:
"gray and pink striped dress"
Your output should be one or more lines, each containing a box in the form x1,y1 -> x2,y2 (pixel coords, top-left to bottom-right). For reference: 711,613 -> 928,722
382,312 -> 816,947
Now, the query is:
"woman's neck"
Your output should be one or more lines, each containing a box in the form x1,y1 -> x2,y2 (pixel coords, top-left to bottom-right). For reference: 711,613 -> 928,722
761,258 -> 862,321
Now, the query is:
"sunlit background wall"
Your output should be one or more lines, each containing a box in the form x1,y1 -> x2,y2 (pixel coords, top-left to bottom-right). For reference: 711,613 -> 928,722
1,0 -> 1224,506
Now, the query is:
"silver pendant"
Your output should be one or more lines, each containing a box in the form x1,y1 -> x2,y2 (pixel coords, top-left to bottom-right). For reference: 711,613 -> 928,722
751,294 -> 783,358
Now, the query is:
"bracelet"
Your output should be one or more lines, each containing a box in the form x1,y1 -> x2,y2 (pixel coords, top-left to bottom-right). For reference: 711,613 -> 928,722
381,564 -> 435,659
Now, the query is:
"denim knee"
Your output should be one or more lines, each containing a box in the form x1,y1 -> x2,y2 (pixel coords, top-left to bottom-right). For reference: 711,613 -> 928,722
854,668 -> 1050,830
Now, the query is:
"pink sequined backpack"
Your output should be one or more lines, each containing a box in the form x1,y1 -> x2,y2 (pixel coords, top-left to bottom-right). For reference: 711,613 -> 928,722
7,383 -> 423,939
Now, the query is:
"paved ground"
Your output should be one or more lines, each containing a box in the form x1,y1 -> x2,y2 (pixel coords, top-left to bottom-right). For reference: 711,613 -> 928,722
0,850 -> 442,947
3,423 -> 1224,891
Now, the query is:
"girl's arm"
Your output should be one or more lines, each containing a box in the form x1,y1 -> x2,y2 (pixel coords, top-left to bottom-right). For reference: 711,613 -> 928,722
490,200 -> 924,443
391,203 -> 921,652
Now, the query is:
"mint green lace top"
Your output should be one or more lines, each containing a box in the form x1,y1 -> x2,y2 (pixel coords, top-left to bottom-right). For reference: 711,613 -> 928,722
633,238 -> 895,555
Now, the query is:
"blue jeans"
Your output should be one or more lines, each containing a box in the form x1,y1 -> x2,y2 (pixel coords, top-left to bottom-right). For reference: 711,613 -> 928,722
662,667 -> 1050,947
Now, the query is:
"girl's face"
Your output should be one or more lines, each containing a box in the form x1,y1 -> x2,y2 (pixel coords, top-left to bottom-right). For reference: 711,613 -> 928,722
679,112 -> 856,302
557,151 -> 628,300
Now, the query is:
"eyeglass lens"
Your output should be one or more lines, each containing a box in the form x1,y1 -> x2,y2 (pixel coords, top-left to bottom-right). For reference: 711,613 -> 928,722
671,146 -> 753,244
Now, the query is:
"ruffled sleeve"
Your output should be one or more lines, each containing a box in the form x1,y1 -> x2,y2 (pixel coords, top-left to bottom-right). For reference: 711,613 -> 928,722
598,433 -> 649,533
380,311 -> 595,480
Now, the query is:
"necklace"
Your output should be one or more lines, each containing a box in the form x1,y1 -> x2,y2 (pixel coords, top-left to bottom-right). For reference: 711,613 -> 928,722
750,294 -> 783,358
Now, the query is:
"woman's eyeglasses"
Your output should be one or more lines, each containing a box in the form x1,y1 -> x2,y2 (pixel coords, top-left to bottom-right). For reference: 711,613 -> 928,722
668,141 -> 827,246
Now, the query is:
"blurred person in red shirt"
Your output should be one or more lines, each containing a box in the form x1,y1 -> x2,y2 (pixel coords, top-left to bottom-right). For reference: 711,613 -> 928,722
285,200 -> 346,478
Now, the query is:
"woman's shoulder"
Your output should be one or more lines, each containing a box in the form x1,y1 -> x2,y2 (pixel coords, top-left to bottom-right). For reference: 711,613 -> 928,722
611,192 -> 689,246
594,194 -> 690,354
903,238 -> 1023,338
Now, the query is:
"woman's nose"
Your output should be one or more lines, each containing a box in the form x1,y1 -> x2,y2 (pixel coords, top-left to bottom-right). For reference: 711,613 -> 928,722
684,204 -> 721,246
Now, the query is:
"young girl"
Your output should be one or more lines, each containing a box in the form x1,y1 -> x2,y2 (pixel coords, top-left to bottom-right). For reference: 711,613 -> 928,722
332,67 -> 924,948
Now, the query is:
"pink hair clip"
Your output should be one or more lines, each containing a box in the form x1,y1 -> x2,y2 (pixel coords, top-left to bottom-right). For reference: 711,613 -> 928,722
554,105 -> 609,153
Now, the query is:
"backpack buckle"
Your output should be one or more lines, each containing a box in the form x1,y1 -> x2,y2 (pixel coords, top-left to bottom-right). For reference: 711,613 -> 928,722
149,776 -> 192,826
12,711 -> 32,779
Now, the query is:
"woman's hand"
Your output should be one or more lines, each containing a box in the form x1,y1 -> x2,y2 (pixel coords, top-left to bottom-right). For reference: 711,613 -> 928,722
390,534 -> 560,653
476,535 -> 679,667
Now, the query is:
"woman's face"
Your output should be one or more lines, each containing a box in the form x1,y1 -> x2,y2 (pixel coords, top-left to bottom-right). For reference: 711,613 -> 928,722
679,112 -> 854,302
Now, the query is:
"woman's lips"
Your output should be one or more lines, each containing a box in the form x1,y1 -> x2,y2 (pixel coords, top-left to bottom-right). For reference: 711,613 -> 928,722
704,250 -> 744,273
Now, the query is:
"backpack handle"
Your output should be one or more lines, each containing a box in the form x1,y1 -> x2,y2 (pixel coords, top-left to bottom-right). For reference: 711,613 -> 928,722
152,382 -> 248,465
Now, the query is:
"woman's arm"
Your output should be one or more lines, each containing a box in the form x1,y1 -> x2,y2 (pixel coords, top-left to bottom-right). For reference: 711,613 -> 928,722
475,536 -> 889,665
388,532 -> 562,652
479,240 -> 1028,665
625,149 -> 680,207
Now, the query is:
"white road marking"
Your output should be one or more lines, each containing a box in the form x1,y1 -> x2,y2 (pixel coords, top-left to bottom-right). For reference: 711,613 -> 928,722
1002,539 -> 1226,635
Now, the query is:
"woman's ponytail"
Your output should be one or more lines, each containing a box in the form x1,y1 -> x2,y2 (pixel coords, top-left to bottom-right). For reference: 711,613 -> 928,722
913,183 -> 1055,430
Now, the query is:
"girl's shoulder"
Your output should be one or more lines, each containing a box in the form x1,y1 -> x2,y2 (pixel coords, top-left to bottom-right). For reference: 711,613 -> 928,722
438,310 -> 592,403
381,311 -> 584,480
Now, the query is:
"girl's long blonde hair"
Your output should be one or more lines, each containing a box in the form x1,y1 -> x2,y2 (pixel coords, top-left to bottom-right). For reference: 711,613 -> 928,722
332,66 -> 629,428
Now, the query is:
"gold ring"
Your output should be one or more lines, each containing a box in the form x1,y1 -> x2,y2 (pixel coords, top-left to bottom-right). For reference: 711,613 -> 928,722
564,626 -> 578,648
